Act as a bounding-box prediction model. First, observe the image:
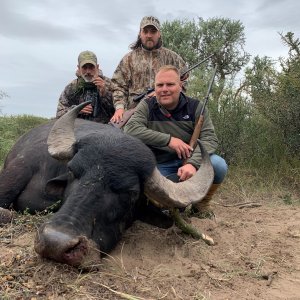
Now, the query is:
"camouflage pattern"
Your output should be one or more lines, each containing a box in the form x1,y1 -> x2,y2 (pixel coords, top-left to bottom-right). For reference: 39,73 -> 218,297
56,75 -> 115,123
140,16 -> 160,30
78,50 -> 97,68
111,46 -> 186,110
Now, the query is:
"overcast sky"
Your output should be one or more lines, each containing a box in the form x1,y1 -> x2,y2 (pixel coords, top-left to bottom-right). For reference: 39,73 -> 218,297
0,0 -> 299,118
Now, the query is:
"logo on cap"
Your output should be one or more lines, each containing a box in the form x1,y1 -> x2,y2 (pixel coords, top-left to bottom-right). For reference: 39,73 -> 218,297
140,16 -> 160,31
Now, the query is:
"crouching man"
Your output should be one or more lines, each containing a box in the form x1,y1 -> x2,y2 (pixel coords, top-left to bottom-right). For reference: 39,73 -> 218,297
124,65 -> 228,217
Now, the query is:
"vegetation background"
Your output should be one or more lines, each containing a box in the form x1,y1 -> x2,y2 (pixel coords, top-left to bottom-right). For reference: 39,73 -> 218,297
1,17 -> 299,199
161,18 -> 299,200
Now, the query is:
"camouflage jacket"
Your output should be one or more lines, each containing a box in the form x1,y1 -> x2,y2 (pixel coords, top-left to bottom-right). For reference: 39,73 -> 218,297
56,76 -> 115,123
111,46 -> 186,110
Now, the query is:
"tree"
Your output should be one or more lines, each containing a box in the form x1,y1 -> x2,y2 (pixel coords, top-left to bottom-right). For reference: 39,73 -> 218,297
243,33 -> 300,157
162,17 -> 250,102
276,32 -> 300,155
162,18 -> 299,165
162,19 -> 201,66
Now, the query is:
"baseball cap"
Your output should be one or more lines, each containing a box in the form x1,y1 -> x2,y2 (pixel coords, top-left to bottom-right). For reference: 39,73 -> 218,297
140,16 -> 160,31
78,50 -> 97,68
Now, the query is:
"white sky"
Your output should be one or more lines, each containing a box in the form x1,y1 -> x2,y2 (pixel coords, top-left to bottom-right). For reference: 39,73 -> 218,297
0,0 -> 299,118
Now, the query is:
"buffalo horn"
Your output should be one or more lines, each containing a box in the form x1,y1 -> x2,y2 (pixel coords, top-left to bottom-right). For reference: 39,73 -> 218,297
144,141 -> 214,208
47,101 -> 92,160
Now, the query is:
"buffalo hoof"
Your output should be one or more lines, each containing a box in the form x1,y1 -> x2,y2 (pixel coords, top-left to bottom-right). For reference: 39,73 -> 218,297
0,207 -> 15,224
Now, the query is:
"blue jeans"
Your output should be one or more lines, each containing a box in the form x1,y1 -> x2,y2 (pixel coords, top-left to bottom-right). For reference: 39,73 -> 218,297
157,154 -> 228,184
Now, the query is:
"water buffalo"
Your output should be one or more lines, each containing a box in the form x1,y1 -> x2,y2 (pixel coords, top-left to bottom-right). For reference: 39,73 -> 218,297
0,102 -> 213,268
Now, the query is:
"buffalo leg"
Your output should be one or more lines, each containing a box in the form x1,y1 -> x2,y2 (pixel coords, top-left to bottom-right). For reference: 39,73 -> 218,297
0,160 -> 32,208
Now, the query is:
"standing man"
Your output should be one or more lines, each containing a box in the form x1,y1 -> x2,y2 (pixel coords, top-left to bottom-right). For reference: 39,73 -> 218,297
110,16 -> 187,124
124,65 -> 228,216
56,50 -> 115,123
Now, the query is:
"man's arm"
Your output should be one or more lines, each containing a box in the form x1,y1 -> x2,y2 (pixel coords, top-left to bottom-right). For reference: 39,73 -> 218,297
94,76 -> 115,121
111,57 -> 130,111
124,100 -> 171,147
56,82 -> 77,118
110,56 -> 131,123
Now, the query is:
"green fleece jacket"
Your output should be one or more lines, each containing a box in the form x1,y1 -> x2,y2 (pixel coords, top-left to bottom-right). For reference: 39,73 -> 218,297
124,93 -> 218,169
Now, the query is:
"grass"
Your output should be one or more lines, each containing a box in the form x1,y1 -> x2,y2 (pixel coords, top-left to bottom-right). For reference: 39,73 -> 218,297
220,164 -> 300,207
0,115 -> 48,166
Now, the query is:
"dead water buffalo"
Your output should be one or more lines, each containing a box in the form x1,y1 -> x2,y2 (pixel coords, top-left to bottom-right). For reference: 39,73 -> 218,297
0,102 -> 213,267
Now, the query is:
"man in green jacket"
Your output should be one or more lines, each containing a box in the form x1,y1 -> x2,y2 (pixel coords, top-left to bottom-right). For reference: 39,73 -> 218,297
110,16 -> 187,124
124,65 -> 228,216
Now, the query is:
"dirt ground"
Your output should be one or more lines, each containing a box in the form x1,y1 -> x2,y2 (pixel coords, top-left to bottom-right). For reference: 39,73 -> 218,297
1,193 -> 300,300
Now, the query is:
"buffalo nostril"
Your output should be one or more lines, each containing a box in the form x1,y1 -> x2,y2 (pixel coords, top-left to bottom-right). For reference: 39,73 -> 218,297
62,237 -> 89,266
35,225 -> 81,261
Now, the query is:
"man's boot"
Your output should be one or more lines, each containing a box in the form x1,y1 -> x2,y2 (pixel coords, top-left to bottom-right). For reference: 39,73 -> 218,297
192,183 -> 220,219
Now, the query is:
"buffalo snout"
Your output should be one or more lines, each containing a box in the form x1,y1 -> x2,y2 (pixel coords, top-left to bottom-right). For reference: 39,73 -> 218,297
34,224 -> 101,268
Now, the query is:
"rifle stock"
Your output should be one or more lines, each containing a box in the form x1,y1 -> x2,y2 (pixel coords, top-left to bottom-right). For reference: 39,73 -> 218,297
183,65 -> 217,165
110,108 -> 136,129
189,115 -> 204,150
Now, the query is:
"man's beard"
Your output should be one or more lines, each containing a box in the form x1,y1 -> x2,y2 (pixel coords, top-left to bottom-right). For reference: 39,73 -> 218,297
82,74 -> 94,82
142,39 -> 157,51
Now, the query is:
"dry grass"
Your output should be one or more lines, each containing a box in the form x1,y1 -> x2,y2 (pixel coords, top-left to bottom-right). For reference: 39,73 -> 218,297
0,213 -> 162,300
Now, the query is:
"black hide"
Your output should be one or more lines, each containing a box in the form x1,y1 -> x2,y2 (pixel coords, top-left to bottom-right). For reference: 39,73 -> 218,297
0,119 -> 172,266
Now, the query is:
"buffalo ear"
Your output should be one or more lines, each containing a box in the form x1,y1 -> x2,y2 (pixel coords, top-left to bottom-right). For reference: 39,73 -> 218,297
45,173 -> 70,198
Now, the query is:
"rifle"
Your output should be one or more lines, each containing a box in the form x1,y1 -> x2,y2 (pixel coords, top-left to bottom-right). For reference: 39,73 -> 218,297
183,65 -> 218,164
112,54 -> 214,129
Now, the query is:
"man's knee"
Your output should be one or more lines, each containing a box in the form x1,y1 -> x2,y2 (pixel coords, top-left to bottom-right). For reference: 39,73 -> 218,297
209,154 -> 228,184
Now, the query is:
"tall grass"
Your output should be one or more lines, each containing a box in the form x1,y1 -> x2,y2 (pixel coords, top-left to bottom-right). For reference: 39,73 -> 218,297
0,115 -> 48,166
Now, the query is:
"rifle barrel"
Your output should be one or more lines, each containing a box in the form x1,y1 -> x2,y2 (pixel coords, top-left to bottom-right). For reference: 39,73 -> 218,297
181,54 -> 214,78
133,91 -> 151,102
200,65 -> 217,115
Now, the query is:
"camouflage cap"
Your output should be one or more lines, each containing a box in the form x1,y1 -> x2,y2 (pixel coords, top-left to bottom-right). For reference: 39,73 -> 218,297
140,16 -> 160,31
78,50 -> 97,68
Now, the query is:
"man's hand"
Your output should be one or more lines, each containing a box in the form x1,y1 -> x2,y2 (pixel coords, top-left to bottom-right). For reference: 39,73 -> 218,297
168,137 -> 193,159
93,77 -> 106,96
80,104 -> 93,115
110,108 -> 125,123
177,163 -> 196,181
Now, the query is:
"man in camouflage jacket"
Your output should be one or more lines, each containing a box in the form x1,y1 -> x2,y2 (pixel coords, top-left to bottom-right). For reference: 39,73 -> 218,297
110,16 -> 187,124
56,50 -> 114,123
